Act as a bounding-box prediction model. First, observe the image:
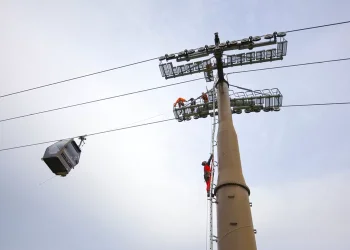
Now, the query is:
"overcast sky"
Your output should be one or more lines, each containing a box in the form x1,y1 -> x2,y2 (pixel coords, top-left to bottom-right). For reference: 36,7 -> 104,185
1,1 -> 350,250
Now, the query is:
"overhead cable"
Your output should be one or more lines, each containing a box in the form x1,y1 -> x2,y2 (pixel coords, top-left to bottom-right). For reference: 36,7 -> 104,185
227,58 -> 350,75
285,20 -> 350,33
0,78 -> 202,123
282,102 -> 350,108
0,118 -> 175,152
1,20 -> 350,99
1,57 -> 349,124
0,57 -> 158,99
1,101 -> 350,152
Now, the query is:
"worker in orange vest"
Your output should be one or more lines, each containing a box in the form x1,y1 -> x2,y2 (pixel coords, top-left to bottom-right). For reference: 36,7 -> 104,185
202,153 -> 213,197
174,97 -> 186,108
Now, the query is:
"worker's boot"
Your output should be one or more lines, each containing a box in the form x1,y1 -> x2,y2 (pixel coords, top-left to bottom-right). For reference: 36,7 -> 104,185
207,192 -> 215,198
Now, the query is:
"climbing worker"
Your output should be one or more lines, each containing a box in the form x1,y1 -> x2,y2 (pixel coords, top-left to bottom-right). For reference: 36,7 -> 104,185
202,153 -> 213,197
173,97 -> 186,108
201,92 -> 209,104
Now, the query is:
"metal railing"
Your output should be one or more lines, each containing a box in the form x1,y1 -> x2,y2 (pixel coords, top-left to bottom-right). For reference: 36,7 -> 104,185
173,88 -> 283,122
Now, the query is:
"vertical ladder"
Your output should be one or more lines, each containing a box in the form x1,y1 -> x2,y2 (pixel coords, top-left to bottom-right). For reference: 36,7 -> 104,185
208,83 -> 218,250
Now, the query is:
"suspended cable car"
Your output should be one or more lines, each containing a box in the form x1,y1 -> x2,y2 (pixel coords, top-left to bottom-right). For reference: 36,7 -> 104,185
41,136 -> 86,177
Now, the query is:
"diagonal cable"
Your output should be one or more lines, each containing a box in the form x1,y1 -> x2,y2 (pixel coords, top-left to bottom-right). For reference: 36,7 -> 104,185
0,78 -> 202,123
2,57 -> 350,124
1,101 -> 350,152
0,57 -> 158,98
1,20 -> 350,99
227,58 -> 350,75
285,20 -> 350,33
0,118 -> 175,152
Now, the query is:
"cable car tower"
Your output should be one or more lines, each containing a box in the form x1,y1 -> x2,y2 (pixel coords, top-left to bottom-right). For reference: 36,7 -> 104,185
158,32 -> 288,250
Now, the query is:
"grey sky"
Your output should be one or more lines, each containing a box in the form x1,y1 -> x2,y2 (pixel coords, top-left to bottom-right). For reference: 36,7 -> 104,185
1,0 -> 350,250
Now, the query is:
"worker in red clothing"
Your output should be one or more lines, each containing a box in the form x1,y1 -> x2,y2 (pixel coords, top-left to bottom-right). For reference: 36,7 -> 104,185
201,92 -> 209,103
202,153 -> 213,197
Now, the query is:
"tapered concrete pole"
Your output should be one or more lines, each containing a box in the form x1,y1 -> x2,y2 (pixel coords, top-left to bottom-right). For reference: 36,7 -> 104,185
213,32 -> 257,250
215,81 -> 257,250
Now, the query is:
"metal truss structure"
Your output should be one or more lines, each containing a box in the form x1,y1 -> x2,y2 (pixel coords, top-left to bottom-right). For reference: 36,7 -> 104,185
173,88 -> 283,122
159,32 -> 287,82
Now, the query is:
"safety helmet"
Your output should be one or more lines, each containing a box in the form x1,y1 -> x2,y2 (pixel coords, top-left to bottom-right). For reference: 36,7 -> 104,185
202,161 -> 207,166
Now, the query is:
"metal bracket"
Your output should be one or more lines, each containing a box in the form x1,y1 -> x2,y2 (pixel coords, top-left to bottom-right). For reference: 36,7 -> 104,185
78,135 -> 87,148
210,196 -> 218,204
214,182 -> 251,196
215,79 -> 229,88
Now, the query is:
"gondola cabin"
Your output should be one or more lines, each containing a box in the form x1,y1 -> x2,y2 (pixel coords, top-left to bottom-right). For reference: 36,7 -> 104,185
42,139 -> 81,177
